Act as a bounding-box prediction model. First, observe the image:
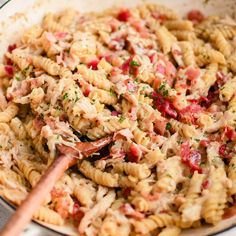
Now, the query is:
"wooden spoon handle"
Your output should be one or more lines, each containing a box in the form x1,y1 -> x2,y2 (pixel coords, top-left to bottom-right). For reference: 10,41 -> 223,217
0,155 -> 76,236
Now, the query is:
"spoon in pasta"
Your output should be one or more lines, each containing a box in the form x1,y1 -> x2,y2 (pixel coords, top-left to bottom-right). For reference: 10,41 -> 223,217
0,136 -> 112,236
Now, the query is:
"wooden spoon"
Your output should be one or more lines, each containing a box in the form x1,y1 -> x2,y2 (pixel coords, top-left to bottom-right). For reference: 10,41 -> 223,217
0,136 -> 112,236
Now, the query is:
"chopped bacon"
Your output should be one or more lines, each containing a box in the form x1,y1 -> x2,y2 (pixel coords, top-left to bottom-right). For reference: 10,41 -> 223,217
4,65 -> 14,76
119,203 -> 144,219
122,187 -> 132,198
153,92 -> 178,118
156,64 -> 166,75
55,32 -> 68,39
187,10 -> 204,23
181,141 -> 202,173
87,60 -> 99,70
142,192 -> 160,201
151,12 -> 167,23
7,44 -> 17,53
117,9 -> 131,22
216,71 -> 229,86
54,195 -> 71,219
154,119 -> 167,135
71,203 -> 84,223
111,111 -> 119,116
178,104 -> 203,123
185,67 -> 200,82
127,143 -> 142,163
33,117 -> 45,132
219,144 -> 232,159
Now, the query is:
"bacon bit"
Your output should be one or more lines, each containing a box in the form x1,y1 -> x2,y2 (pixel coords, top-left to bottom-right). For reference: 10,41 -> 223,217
7,44 -> 17,53
56,52 -> 64,65
154,119 -> 167,135
55,32 -> 68,39
122,187 -> 132,197
45,117 -> 57,129
117,9 -> 130,22
153,92 -> 178,118
172,49 -> 182,56
4,65 -> 14,76
185,67 -> 200,82
127,143 -> 142,163
51,188 -> 66,198
111,111 -> 119,116
216,71 -> 229,86
187,10 -> 204,23
202,179 -> 210,189
87,60 -> 99,70
181,141 -> 202,173
33,117 -> 45,132
151,12 -> 167,23
71,203 -> 84,223
223,203 -> 236,219
142,192 -> 160,201
54,195 -> 71,219
219,144 -> 232,159
200,139 -> 210,147
119,203 -> 144,220
156,64 -> 166,75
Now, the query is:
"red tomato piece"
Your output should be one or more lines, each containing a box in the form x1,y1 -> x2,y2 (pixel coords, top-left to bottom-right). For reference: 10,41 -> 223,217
187,10 -> 204,23
87,60 -> 99,70
127,143 -> 141,163
7,44 -> 17,53
117,9 -> 130,22
219,144 -> 231,159
4,65 -> 14,76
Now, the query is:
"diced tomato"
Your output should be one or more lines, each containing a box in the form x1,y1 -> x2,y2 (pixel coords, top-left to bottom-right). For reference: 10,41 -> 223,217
181,141 -> 202,173
127,143 -> 142,162
153,92 -> 178,118
223,126 -> 236,141
122,187 -> 132,197
117,9 -> 130,22
202,179 -> 210,189
200,139 -> 210,147
187,10 -> 204,23
219,144 -> 232,159
4,65 -> 14,76
111,111 -> 119,116
120,57 -> 132,74
83,86 -> 91,97
87,60 -> 99,70
7,44 -> 17,53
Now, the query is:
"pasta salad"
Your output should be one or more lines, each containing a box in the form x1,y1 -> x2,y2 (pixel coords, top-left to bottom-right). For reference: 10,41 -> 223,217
0,2 -> 236,235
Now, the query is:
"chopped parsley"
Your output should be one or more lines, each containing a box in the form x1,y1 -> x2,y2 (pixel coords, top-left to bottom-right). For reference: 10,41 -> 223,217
119,115 -> 125,123
166,173 -> 172,178
14,75 -> 21,81
23,66 -> 32,76
110,90 -> 116,97
158,82 -> 169,97
130,60 -> 140,67
166,122 -> 172,130
63,92 -> 69,100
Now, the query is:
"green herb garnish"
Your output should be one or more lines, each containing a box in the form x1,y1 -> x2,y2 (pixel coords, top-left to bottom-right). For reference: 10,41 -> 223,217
130,60 -> 140,67
166,122 -> 172,130
14,76 -> 21,81
63,92 -> 69,100
119,115 -> 125,123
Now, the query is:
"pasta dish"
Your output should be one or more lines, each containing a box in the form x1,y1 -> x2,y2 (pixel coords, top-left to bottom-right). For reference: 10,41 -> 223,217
0,2 -> 236,235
